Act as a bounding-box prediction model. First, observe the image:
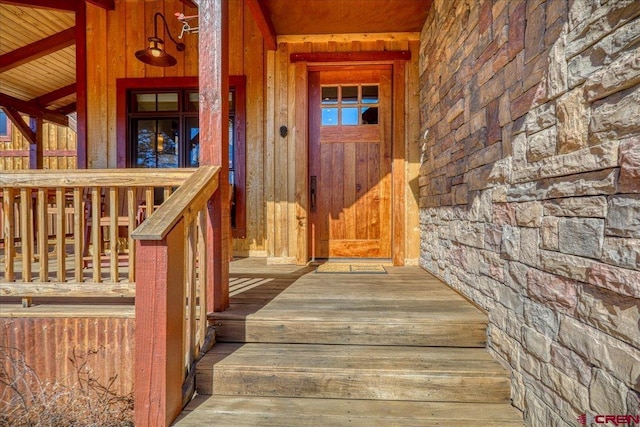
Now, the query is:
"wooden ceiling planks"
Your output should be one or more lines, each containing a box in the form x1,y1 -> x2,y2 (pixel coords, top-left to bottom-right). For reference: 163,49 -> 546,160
0,4 -> 75,53
262,0 -> 433,35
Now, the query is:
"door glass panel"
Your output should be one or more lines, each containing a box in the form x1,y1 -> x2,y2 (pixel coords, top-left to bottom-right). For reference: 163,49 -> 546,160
157,93 -> 179,111
322,108 -> 338,126
321,87 -> 338,104
342,108 -> 359,125
362,107 -> 378,124
362,86 -> 378,104
341,86 -> 358,104
135,94 -> 156,112
228,117 -> 235,170
156,119 -> 179,167
187,92 -> 199,112
186,116 -> 199,167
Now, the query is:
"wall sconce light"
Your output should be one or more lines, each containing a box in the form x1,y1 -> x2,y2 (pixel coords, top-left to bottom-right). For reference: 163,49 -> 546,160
135,12 -> 185,67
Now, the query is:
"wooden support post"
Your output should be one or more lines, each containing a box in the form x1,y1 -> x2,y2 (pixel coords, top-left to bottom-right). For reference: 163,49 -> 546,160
199,0 -> 230,312
75,2 -> 88,168
29,116 -> 43,169
134,222 -> 185,427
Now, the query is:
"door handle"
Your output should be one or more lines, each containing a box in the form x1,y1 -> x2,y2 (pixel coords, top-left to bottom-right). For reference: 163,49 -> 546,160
310,176 -> 317,212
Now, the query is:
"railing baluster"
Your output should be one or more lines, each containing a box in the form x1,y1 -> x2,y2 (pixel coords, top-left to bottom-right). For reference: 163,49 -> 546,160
197,208 -> 207,349
73,187 -> 83,282
186,219 -> 198,376
109,187 -> 118,282
37,188 -> 48,281
127,188 -> 136,283
56,188 -> 66,281
91,187 -> 101,282
3,188 -> 15,282
145,187 -> 154,217
20,189 -> 32,282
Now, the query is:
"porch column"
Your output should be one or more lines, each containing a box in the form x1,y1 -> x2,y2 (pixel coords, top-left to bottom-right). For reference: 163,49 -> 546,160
199,0 -> 230,312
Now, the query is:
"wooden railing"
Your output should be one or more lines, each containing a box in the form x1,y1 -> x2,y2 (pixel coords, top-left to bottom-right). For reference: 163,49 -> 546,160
131,166 -> 220,427
0,169 -> 193,301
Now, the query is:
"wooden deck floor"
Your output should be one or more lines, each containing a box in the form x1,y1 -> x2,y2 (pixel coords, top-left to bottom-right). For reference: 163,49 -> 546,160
174,258 -> 523,426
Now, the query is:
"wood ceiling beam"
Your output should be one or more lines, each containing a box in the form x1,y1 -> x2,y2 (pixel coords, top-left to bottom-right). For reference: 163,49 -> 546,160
58,103 -> 77,115
31,84 -> 76,107
245,0 -> 276,51
0,93 -> 69,127
0,0 -> 79,11
0,27 -> 76,73
85,0 -> 115,9
1,106 -> 37,145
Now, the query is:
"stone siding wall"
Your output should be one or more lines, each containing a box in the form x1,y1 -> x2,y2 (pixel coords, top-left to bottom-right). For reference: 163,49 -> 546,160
418,0 -> 640,425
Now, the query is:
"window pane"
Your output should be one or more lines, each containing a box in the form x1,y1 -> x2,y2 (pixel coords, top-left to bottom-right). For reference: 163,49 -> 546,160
342,86 -> 358,104
362,107 -> 378,124
229,117 -> 235,170
342,108 -> 359,125
362,85 -> 378,104
157,93 -> 179,111
186,117 -> 199,167
321,87 -> 338,104
135,119 -> 158,167
229,90 -> 235,112
187,92 -> 199,112
0,111 -> 7,136
322,108 -> 338,126
136,94 -> 156,112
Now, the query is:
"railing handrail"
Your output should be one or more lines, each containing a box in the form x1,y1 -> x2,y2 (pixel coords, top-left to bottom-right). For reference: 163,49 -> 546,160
0,168 -> 195,188
131,166 -> 220,241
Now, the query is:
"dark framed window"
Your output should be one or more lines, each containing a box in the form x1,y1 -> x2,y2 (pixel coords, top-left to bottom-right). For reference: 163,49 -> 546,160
118,77 -> 246,237
0,110 -> 11,142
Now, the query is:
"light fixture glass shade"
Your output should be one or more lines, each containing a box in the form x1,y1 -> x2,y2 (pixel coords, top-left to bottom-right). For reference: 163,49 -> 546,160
135,37 -> 177,67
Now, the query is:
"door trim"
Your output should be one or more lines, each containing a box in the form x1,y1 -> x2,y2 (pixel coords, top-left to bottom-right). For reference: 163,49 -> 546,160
294,57 -> 406,266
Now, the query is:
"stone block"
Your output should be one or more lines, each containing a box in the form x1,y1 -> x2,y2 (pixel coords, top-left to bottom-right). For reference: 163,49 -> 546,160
527,268 -> 578,313
520,228 -> 541,267
523,325 -> 552,362
590,86 -> 640,145
502,225 -> 521,261
527,126 -> 557,162
547,34 -> 568,100
541,364 -> 590,412
584,49 -> 640,102
543,196 -> 607,218
484,223 -> 503,252
508,1 -> 526,59
540,249 -> 595,282
505,261 -> 528,292
619,137 -> 640,193
524,298 -> 560,337
602,237 -> 640,270
587,262 -> 640,298
489,325 -> 521,367
524,1 -> 546,64
541,168 -> 618,199
590,369 -> 628,415
606,195 -> 640,238
557,89 -> 589,154
516,201 -> 543,227
550,342 -> 593,386
525,102 -> 557,135
507,182 -> 543,202
578,283 -> 640,349
520,348 -> 542,379
558,315 -> 640,390
627,390 -> 640,415
558,217 -> 605,259
541,217 -> 560,251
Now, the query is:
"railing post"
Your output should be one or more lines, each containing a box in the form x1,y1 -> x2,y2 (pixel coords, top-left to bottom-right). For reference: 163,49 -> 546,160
134,221 -> 185,427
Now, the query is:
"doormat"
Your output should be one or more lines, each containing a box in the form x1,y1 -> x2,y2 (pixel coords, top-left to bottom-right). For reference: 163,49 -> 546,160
315,264 -> 386,274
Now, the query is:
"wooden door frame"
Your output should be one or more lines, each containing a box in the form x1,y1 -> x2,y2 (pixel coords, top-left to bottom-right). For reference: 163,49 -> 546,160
292,52 -> 408,266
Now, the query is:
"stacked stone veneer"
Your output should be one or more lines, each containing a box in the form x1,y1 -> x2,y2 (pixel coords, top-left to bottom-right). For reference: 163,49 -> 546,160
418,0 -> 640,425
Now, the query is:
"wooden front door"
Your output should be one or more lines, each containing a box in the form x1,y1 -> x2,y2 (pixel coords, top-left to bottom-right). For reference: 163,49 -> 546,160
309,67 -> 392,259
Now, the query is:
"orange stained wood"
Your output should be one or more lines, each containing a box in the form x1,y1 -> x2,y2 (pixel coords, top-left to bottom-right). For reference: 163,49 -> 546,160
309,67 -> 392,259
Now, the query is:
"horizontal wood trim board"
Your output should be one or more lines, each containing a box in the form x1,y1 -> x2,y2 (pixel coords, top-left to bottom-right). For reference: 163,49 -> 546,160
0,282 -> 135,298
291,51 -> 411,63
277,33 -> 420,44
0,168 -> 194,187
320,126 -> 379,144
0,150 -> 77,157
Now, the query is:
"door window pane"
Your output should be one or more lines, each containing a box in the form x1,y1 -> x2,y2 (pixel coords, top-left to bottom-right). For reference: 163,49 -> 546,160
187,92 -> 199,112
362,107 -> 378,124
321,87 -> 338,104
342,108 -> 359,125
134,119 -> 157,167
322,108 -> 338,126
362,86 -> 378,104
341,86 -> 358,104
186,116 -> 199,167
156,119 -> 179,168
